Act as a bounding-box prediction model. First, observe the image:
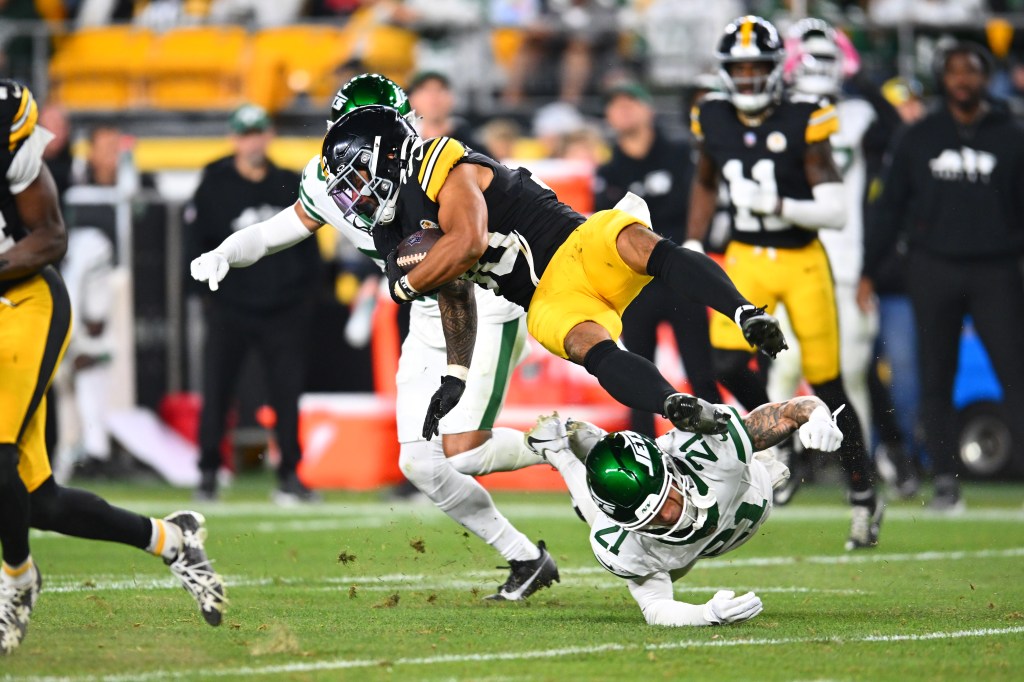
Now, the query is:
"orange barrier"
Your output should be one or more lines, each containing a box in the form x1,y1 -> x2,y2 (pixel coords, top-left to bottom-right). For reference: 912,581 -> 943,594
297,394 -> 403,490
158,392 -> 236,471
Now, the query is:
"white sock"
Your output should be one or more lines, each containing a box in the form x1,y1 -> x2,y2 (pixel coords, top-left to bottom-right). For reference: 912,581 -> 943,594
548,448 -> 599,526
1,557 -> 36,589
146,518 -> 183,561
446,428 -> 546,476
399,440 -> 541,562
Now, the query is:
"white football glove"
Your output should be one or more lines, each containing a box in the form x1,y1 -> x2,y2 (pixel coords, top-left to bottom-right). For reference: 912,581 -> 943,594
798,404 -> 845,452
703,590 -> 763,625
190,251 -> 230,292
728,176 -> 777,216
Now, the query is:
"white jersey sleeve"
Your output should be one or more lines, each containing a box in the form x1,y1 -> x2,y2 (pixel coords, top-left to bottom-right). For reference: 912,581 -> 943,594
820,97 -> 876,284
6,126 -> 55,194
589,407 -> 774,580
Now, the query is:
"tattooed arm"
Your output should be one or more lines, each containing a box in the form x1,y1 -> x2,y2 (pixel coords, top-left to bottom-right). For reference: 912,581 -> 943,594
422,279 -> 477,438
438,279 -> 477,369
742,396 -> 829,451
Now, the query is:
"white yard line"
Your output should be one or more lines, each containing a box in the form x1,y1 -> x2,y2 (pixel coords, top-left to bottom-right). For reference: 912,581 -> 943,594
12,626 -> 1024,682
36,546 -> 1024,595
54,500 -> 1024,524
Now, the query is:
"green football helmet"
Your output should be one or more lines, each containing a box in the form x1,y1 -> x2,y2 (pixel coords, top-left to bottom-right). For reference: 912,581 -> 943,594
329,73 -> 413,128
585,431 -> 710,539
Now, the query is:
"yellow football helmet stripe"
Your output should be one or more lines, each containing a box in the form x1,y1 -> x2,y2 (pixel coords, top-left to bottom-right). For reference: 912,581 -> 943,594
9,87 -> 38,152
418,137 -> 467,202
740,17 -> 754,48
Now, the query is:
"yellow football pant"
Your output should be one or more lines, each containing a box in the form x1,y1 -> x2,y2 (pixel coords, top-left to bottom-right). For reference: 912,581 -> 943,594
527,208 -> 651,359
710,239 -> 840,385
0,267 -> 72,492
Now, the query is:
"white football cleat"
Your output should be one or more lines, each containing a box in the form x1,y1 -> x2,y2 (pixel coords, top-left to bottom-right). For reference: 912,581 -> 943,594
566,419 -> 606,461
525,413 -> 569,460
0,565 -> 41,655
163,511 -> 227,626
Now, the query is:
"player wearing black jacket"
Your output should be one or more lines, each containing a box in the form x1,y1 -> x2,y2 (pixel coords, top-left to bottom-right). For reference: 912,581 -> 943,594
862,44 -> 1024,510
185,106 -> 322,503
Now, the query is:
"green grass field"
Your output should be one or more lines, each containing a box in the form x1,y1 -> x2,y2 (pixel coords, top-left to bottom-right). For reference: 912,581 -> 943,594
3,476 -> 1023,681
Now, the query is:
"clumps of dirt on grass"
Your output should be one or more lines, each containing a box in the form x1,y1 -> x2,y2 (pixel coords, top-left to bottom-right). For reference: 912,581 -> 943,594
373,593 -> 401,609
250,623 -> 300,656
409,538 -> 426,554
348,586 -> 358,599
337,550 -> 356,565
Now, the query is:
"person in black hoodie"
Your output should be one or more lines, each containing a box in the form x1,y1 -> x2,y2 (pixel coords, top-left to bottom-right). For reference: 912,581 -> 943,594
861,43 -> 1024,511
186,104 -> 322,504
594,82 -> 721,437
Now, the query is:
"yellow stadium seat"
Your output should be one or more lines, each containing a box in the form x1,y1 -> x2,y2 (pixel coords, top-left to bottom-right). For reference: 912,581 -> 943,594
143,26 -> 250,110
247,25 -> 352,113
359,25 -> 417,84
48,26 -> 152,109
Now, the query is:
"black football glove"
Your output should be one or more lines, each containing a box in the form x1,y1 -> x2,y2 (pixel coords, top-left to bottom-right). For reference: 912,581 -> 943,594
739,305 -> 788,359
422,375 -> 467,439
385,249 -> 420,305
663,393 -> 730,435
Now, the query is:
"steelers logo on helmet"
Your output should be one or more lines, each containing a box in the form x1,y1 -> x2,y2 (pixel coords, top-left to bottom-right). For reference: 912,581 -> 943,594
716,15 -> 785,114
321,105 -> 422,234
787,18 -> 845,97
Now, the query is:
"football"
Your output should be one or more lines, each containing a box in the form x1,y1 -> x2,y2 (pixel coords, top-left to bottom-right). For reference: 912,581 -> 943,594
395,226 -> 442,272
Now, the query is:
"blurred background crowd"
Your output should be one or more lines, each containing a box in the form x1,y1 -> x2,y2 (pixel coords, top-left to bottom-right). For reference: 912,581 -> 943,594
2,0 -> 1022,501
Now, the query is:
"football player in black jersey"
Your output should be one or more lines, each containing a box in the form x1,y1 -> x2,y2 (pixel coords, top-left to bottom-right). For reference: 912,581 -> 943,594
316,105 -> 787,442
0,81 -> 225,652
685,16 -> 882,550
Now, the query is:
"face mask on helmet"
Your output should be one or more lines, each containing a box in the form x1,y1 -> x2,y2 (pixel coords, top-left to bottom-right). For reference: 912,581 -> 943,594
787,19 -> 844,97
321,106 -> 422,234
716,16 -> 785,114
329,73 -> 415,130
585,431 -> 715,541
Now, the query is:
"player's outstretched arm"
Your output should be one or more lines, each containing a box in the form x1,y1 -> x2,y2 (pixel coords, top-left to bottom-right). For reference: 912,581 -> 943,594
190,201 -> 320,291
2,164 -> 66,280
743,395 -> 844,452
405,163 -> 492,293
627,573 -> 763,627
422,279 -> 477,438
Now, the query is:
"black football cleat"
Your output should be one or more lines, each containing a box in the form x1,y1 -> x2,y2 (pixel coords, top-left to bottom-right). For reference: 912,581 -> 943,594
485,540 -> 560,601
164,511 -> 227,626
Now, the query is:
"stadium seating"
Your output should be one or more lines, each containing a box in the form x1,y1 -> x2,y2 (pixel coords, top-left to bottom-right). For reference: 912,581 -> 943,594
247,25 -> 352,113
49,26 -> 153,109
143,25 -> 249,110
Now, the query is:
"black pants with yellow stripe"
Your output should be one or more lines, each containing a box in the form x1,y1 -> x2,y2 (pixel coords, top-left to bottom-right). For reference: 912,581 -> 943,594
0,267 -> 71,565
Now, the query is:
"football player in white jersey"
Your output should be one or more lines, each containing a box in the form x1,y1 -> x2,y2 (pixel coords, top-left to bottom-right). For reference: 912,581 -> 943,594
771,19 -> 878,459
191,75 -> 557,600
524,395 -> 844,626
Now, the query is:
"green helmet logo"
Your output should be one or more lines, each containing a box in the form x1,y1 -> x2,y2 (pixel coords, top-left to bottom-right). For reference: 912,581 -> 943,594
330,73 -> 412,126
585,431 -> 672,530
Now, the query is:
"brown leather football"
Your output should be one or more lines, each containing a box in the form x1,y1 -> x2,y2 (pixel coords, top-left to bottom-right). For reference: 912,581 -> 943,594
395,227 -> 442,272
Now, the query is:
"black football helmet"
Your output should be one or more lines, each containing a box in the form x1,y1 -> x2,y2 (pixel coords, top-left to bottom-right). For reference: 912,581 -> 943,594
320,105 -> 421,233
716,15 -> 785,114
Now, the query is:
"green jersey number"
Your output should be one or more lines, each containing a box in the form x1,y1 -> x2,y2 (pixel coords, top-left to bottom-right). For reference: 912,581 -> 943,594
594,524 -> 628,556
701,500 -> 768,557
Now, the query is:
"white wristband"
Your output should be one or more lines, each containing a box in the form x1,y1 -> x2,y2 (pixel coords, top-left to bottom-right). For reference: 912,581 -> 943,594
446,364 -> 469,381
682,239 -> 705,254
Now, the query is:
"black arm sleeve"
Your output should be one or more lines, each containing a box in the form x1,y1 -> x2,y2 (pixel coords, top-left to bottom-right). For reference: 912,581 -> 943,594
646,238 -> 748,317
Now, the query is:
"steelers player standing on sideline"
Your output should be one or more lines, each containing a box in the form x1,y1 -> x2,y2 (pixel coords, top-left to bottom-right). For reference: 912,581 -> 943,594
685,17 -> 883,550
0,80 -> 225,654
594,81 -> 722,437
